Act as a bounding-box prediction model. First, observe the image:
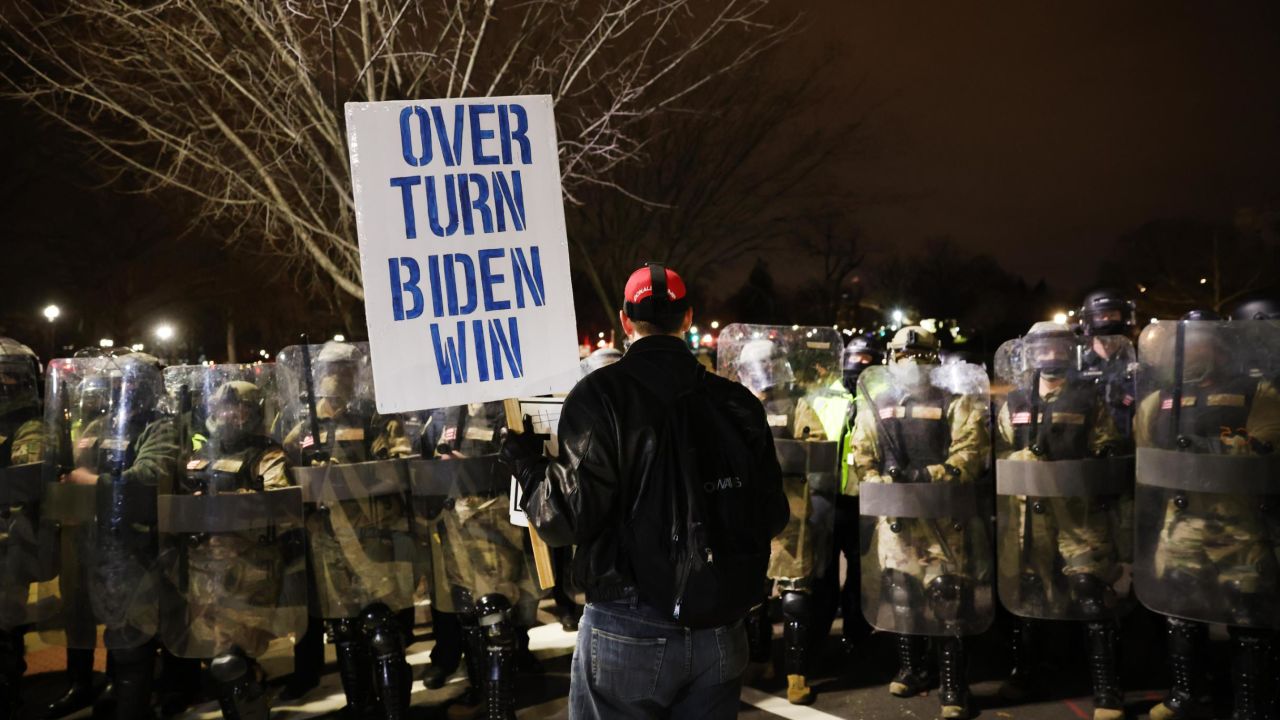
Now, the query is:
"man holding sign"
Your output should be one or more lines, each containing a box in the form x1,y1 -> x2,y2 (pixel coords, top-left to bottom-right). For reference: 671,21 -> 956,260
501,264 -> 789,720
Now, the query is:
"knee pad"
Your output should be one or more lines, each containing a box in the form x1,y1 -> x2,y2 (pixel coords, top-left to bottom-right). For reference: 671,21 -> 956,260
209,650 -> 250,685
926,574 -> 971,621
451,586 -> 475,613
884,570 -> 924,618
362,607 -> 405,659
1068,573 -> 1114,619
330,617 -> 362,644
476,593 -> 512,627
781,590 -> 811,619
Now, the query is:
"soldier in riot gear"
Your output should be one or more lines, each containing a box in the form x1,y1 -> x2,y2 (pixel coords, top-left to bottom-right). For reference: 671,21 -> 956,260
158,369 -> 306,720
1230,297 -> 1280,322
814,336 -> 881,651
1134,314 -> 1280,720
38,353 -> 179,720
279,341 -> 415,720
993,322 -> 1134,720
0,338 -> 45,720
1079,288 -> 1138,340
407,401 -> 541,719
718,326 -> 845,705
852,326 -> 992,720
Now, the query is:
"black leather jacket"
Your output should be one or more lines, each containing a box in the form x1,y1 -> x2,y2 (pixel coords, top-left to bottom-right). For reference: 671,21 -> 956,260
520,334 -> 788,603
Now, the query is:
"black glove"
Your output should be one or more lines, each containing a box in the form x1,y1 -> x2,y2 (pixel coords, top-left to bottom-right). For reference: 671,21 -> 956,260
499,415 -> 549,488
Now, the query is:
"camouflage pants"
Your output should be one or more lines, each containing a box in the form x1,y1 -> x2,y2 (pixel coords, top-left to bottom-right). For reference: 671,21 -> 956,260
88,526 -> 158,646
439,496 -> 539,625
306,495 -> 415,619
767,477 -> 833,586
999,494 -> 1129,613
1156,493 -> 1278,595
185,535 -> 296,658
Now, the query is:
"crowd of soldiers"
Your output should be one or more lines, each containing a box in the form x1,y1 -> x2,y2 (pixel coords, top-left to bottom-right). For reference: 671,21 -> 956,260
0,287 -> 1277,720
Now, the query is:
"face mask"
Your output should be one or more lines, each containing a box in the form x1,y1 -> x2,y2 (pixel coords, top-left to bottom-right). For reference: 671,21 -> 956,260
889,358 -> 927,388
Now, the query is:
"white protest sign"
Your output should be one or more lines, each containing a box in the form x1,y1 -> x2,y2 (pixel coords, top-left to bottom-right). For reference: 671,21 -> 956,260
346,96 -> 580,413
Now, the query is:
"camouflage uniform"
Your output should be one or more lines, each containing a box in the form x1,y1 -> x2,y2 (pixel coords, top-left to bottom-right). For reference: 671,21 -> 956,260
39,355 -> 178,720
0,338 -> 44,720
852,327 -> 991,720
279,341 -> 415,720
1134,317 -> 1280,720
992,325 -> 1134,720
853,385 -> 989,598
996,384 -> 1125,612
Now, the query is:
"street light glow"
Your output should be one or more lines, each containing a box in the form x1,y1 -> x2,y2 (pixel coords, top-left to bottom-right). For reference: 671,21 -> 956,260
710,321 -> 720,330
43,304 -> 61,322
333,334 -> 346,342
99,338 -> 114,348
1199,277 -> 1207,285
155,324 -> 175,341
1053,312 -> 1068,325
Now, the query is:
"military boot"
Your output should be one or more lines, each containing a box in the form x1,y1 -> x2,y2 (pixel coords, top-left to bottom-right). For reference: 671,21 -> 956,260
209,650 -> 268,720
363,605 -> 411,720
1149,618 -> 1212,720
890,634 -> 934,697
743,603 -> 775,685
331,619 -> 377,720
782,590 -> 814,704
1086,621 -> 1123,720
1228,627 -> 1274,720
42,648 -> 99,719
998,618 -> 1038,701
938,637 -> 970,720
110,644 -> 156,720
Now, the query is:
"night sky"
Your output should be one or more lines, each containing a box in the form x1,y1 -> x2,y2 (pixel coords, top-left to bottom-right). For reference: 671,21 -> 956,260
806,0 -> 1280,290
3,2 -> 1280,348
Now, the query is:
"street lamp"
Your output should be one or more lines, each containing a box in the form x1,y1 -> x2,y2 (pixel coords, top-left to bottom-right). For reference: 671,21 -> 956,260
43,305 -> 61,322
333,334 -> 346,342
155,323 -> 175,341
1052,312 -> 1068,325
42,305 -> 61,358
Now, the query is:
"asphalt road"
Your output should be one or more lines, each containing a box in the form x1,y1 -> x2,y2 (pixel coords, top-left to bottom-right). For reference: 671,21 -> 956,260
14,604 -> 1245,720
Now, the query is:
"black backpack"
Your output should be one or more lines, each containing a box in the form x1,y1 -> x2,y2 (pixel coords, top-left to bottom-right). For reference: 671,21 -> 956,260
621,366 -> 774,628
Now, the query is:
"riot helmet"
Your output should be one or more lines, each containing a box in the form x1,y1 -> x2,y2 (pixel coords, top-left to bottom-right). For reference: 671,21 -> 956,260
1079,288 -> 1137,337
1229,297 -> 1280,321
842,336 -> 882,394
313,341 -> 359,419
1022,321 -> 1075,380
1179,310 -> 1223,383
0,337 -> 41,417
736,338 -> 795,396
206,380 -> 265,449
580,347 -> 622,377
886,326 -> 938,388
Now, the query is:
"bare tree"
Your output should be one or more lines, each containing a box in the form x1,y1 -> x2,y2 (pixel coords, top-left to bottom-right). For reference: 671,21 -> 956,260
2,0 -> 791,300
568,59 -> 860,332
794,215 -> 864,326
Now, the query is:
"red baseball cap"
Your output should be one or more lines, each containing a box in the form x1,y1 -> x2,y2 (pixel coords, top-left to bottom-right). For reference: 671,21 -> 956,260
623,263 -> 688,320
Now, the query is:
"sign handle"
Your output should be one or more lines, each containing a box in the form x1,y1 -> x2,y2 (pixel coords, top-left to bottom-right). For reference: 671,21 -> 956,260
504,397 -> 556,590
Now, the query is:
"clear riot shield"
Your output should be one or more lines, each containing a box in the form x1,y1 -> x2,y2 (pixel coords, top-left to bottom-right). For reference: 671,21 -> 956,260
993,334 -> 1136,621
405,402 -> 539,623
275,341 -> 414,619
854,362 -> 993,636
156,364 -> 307,659
1133,319 -> 1280,629
37,355 -> 174,649
0,459 -> 49,630
716,325 -> 846,586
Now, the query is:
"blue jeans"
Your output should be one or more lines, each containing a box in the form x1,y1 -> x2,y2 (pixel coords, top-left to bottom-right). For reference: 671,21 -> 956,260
569,599 -> 748,719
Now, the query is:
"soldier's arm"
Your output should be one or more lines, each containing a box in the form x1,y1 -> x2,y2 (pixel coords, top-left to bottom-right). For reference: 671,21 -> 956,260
994,402 -> 1018,460
10,418 -> 45,465
850,393 -> 883,483
370,415 -> 413,459
938,394 -> 989,483
121,417 -> 179,488
255,446 -> 292,491
1245,380 -> 1280,451
1089,397 -> 1125,456
1132,391 -> 1161,448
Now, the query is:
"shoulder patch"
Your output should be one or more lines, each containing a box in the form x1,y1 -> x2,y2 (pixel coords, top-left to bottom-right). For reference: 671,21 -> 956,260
1206,394 -> 1245,407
